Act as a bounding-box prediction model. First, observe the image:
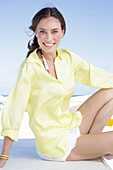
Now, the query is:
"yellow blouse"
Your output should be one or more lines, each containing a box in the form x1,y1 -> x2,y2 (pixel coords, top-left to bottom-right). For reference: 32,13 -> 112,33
1,49 -> 113,158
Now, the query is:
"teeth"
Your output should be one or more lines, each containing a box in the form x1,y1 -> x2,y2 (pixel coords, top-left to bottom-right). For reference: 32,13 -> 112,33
44,43 -> 54,47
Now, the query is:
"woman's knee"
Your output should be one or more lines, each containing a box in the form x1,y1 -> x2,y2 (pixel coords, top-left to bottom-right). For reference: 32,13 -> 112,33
99,88 -> 113,101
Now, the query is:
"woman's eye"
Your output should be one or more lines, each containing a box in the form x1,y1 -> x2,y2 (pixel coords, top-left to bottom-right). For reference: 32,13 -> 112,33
39,30 -> 45,34
52,31 -> 58,34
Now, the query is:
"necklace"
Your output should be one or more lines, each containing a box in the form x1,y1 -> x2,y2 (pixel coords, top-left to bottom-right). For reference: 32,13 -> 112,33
39,49 -> 50,74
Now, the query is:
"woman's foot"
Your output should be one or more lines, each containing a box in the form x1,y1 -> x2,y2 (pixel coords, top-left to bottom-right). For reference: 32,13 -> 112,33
103,154 -> 113,160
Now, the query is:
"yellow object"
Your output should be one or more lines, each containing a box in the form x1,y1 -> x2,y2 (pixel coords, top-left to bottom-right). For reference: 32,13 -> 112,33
1,49 -> 113,158
0,155 -> 9,160
106,119 -> 113,127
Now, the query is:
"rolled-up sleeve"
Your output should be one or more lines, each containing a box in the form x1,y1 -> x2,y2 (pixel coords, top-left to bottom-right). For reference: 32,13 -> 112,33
1,60 -> 31,141
71,52 -> 113,88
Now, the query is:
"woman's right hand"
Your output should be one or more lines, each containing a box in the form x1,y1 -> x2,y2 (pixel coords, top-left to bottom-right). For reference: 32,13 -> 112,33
0,159 -> 7,168
0,136 -> 14,168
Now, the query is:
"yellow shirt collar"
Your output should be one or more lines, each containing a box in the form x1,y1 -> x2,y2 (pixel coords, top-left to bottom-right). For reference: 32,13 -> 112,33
27,48 -> 62,64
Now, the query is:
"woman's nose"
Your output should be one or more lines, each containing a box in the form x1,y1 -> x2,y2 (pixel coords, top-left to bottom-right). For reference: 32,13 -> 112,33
46,33 -> 53,41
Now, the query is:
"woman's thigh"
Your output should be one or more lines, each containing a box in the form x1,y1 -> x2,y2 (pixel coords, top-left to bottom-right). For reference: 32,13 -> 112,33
66,131 -> 113,161
78,88 -> 113,134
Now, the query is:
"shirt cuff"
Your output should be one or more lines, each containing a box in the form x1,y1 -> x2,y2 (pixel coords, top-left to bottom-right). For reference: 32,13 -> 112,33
1,130 -> 19,142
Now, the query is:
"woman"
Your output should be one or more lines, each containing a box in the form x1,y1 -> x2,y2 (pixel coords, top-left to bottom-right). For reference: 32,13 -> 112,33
0,7 -> 113,168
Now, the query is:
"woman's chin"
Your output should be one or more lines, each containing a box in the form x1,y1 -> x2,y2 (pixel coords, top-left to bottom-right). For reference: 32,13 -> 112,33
41,46 -> 57,54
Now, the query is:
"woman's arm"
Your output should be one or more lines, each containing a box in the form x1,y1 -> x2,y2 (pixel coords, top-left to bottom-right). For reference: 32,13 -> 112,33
0,136 -> 13,168
71,51 -> 113,89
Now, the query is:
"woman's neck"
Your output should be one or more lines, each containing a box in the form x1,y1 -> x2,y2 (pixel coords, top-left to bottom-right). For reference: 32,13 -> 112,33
41,50 -> 57,62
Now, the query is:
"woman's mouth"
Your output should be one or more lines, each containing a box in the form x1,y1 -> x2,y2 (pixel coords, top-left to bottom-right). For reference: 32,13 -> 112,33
43,42 -> 55,47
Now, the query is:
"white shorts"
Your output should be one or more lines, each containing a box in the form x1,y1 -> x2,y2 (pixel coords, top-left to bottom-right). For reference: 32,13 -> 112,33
37,127 -> 80,161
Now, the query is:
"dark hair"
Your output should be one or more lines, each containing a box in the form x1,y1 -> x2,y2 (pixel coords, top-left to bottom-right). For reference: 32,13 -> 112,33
26,7 -> 66,57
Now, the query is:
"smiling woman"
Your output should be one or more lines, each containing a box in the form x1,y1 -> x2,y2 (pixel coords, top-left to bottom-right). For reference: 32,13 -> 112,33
26,7 -> 66,79
27,7 -> 66,58
35,17 -> 64,57
1,7 -> 113,168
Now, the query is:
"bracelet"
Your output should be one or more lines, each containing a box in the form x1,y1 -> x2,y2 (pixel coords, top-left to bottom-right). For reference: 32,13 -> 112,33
0,155 -> 9,160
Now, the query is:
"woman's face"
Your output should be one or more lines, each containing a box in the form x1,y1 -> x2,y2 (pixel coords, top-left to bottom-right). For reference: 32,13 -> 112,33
35,17 -> 64,54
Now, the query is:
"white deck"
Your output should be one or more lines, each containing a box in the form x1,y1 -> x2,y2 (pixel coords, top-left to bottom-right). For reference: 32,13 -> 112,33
0,95 -> 113,169
0,139 -> 111,170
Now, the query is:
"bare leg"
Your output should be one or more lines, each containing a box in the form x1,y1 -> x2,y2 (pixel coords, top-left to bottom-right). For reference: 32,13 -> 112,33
89,99 -> 113,133
66,88 -> 113,161
78,88 -> 113,134
66,131 -> 113,161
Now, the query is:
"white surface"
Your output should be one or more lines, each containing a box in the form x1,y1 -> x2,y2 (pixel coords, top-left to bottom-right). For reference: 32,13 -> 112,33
0,95 -> 113,169
0,139 -> 112,170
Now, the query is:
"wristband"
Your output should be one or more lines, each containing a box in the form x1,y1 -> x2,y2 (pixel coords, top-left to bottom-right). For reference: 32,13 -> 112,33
0,155 -> 9,160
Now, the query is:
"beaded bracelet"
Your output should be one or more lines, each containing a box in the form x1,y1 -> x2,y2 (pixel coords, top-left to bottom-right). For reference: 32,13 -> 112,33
0,155 -> 9,160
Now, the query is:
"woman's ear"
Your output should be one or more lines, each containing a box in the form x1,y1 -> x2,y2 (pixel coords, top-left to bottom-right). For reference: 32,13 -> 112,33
35,31 -> 38,38
61,29 -> 65,38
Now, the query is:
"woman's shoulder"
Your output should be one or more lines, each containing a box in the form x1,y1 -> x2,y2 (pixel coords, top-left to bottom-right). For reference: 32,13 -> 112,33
58,49 -> 81,61
26,49 -> 39,63
58,49 -> 71,55
19,49 -> 40,69
19,58 -> 28,71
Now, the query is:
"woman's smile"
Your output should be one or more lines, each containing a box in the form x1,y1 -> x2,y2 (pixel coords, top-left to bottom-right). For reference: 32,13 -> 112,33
43,42 -> 56,48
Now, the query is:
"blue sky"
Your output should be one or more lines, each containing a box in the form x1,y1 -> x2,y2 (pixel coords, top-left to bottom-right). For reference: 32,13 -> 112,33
0,0 -> 113,95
